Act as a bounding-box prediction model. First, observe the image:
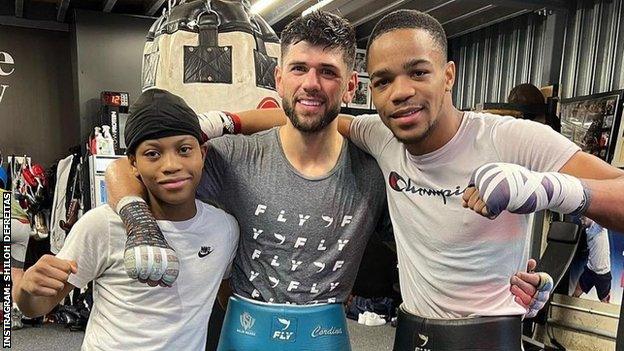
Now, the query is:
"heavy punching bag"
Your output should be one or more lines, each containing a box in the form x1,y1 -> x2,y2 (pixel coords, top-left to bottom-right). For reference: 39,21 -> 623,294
141,0 -> 281,113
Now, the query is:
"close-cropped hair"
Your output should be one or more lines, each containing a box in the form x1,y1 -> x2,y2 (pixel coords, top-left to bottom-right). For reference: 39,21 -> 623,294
366,9 -> 448,62
280,11 -> 356,70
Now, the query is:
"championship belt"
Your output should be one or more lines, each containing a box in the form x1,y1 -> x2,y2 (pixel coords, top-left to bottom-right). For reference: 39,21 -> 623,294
142,0 -> 281,113
218,296 -> 352,351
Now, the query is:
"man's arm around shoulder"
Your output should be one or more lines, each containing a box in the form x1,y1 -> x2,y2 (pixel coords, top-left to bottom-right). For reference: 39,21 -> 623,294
235,108 -> 354,138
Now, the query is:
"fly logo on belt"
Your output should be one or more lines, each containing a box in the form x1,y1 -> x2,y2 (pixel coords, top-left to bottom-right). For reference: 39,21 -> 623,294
271,316 -> 297,342
418,334 -> 428,346
414,333 -> 431,351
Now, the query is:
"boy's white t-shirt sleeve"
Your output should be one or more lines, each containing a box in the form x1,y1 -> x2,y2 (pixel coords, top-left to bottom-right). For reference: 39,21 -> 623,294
56,206 -> 111,289
222,214 -> 240,279
349,114 -> 394,157
490,117 -> 581,172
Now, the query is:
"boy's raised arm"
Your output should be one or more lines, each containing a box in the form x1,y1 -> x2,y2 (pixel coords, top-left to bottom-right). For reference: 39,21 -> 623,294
105,157 -> 147,211
105,156 -> 179,287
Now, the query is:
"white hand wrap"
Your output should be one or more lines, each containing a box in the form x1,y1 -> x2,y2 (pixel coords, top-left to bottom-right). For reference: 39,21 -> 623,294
470,163 -> 590,217
117,196 -> 179,286
526,272 -> 554,318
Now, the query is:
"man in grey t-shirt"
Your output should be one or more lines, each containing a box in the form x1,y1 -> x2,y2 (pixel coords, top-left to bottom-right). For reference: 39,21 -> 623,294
198,128 -> 385,304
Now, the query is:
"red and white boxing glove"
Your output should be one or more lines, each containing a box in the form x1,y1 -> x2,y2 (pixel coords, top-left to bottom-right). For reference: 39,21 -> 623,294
197,111 -> 241,140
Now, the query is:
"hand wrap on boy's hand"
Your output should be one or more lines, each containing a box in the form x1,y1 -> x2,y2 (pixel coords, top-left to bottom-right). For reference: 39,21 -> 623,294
118,197 -> 179,286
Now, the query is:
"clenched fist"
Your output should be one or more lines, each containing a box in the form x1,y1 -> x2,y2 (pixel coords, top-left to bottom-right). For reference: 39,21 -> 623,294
462,162 -> 589,219
21,254 -> 77,297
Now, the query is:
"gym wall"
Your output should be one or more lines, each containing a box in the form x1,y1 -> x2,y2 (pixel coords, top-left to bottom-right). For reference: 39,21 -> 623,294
72,9 -> 153,142
0,10 -> 153,167
559,0 -> 624,98
449,11 -> 558,110
0,25 -> 77,167
451,0 -> 624,109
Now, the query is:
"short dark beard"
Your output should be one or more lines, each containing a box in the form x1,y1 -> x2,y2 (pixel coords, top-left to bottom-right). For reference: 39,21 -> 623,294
283,98 -> 341,133
394,117 -> 438,145
391,97 -> 444,145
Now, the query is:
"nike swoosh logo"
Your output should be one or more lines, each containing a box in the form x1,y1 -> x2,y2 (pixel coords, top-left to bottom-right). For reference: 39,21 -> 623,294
198,249 -> 213,258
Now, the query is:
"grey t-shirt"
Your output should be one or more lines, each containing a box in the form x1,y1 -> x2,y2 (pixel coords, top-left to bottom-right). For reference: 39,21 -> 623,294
198,128 -> 386,304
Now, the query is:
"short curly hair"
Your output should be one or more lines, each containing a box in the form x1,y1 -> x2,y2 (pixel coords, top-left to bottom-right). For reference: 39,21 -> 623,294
366,10 -> 447,61
280,11 -> 356,70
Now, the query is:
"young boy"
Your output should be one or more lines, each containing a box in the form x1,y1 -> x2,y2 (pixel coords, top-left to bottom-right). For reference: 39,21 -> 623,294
15,89 -> 239,350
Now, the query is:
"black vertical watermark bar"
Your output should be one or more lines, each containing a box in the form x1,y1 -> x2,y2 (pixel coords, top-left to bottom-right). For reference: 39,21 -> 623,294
2,191 -> 11,348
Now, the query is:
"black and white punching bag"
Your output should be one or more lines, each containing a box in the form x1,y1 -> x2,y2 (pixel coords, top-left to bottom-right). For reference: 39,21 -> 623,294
141,0 -> 281,112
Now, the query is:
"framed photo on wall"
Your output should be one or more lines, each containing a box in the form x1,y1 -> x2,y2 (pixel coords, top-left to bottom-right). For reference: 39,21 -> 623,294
354,48 -> 367,76
558,90 -> 623,165
351,77 -> 371,109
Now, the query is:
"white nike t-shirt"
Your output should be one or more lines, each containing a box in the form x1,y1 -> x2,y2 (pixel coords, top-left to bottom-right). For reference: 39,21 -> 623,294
351,112 -> 579,318
56,200 -> 239,350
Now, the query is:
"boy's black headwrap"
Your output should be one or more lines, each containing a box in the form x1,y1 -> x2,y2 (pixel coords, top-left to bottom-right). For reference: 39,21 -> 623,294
125,88 -> 204,154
